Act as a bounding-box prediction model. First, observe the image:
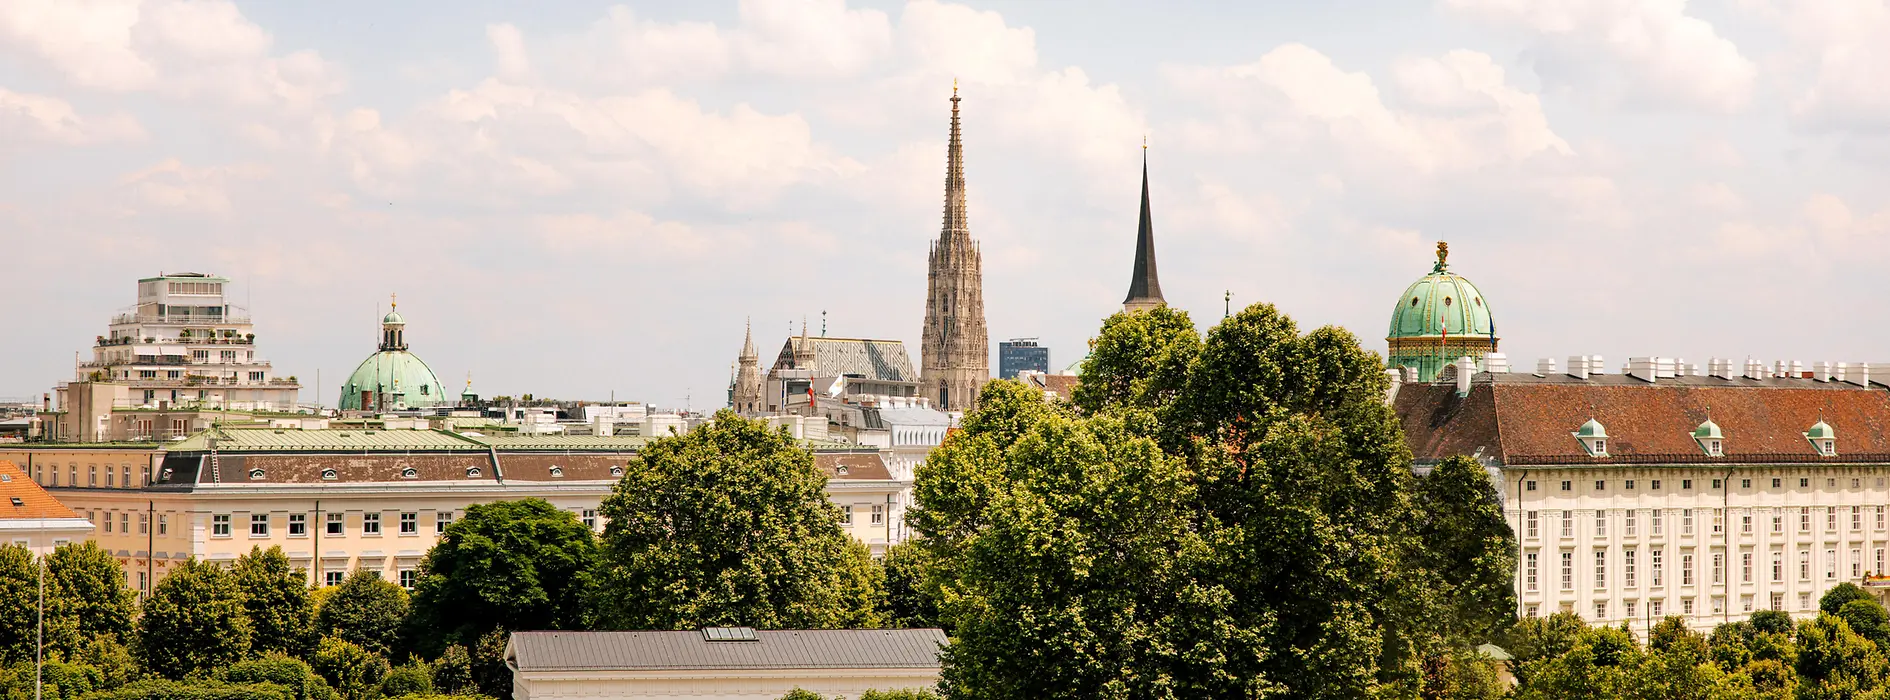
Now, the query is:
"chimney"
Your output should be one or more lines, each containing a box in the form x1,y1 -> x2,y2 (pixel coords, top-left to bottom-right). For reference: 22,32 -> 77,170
1836,362 -> 1850,384
1384,368 -> 1404,406
1628,357 -> 1657,383
1568,355 -> 1589,380
1659,357 -> 1678,379
1536,357 -> 1557,375
1815,361 -> 1834,382
1790,360 -> 1805,378
1456,356 -> 1474,397
1589,355 -> 1606,375
1744,359 -> 1766,380
1484,353 -> 1510,373
1849,363 -> 1872,388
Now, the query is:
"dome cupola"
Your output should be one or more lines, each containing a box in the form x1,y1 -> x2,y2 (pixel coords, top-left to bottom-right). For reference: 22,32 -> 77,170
1386,242 -> 1499,380
1693,417 -> 1724,456
340,295 -> 447,413
1573,418 -> 1609,457
1806,418 -> 1837,456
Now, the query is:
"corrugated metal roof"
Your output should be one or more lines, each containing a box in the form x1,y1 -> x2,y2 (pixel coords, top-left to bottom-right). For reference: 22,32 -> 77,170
508,629 -> 946,672
167,427 -> 485,452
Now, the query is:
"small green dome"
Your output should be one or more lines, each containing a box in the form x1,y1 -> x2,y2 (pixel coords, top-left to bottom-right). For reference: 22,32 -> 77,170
1806,420 -> 1836,440
383,310 -> 405,325
1693,419 -> 1723,440
1574,419 -> 1607,439
339,351 -> 447,411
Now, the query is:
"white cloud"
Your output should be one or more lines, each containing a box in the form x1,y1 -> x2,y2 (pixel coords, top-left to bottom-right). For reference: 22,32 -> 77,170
1443,0 -> 1756,112
116,158 -> 268,216
0,0 -> 342,109
0,87 -> 145,147
1777,0 -> 1890,129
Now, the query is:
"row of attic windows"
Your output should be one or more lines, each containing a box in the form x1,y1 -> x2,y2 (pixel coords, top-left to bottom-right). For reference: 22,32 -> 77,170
248,464 -> 627,481
1573,419 -> 1839,458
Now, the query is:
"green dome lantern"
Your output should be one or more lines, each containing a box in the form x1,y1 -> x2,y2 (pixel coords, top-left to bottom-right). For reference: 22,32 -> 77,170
339,296 -> 448,412
1387,242 -> 1499,380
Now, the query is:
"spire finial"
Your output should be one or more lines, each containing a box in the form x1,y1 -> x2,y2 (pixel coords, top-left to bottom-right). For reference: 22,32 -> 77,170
953,77 -> 958,96
390,292 -> 397,310
1435,241 -> 1449,271
1224,290 -> 1231,318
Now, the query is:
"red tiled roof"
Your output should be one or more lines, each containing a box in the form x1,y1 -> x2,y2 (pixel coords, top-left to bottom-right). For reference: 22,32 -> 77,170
0,460 -> 80,519
1396,376 -> 1890,466
816,452 -> 893,480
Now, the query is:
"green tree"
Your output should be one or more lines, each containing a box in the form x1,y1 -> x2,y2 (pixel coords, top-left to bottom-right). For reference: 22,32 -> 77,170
1821,583 -> 1873,616
860,691 -> 941,699
1795,614 -> 1886,698
316,571 -> 409,657
221,653 -> 338,700
0,544 -> 63,665
1502,612 -> 1588,687
310,637 -> 388,700
45,541 -> 136,643
588,411 -> 882,629
1071,305 -> 1200,414
1413,456 -> 1517,643
1418,647 -> 1507,700
777,691 -> 825,700
408,499 -> 597,655
877,541 -> 939,629
81,633 -> 142,690
1514,625 -> 1641,700
1630,616 -> 1722,699
429,644 -> 472,695
1839,599 -> 1890,651
469,628 -> 511,700
233,546 -> 316,657
907,381 -> 1068,558
137,558 -> 252,679
379,662 -> 433,697
935,412 -> 1267,699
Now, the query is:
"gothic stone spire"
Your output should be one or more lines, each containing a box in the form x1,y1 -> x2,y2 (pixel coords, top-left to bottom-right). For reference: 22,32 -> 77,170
732,316 -> 763,414
920,83 -> 990,411
1123,145 -> 1166,312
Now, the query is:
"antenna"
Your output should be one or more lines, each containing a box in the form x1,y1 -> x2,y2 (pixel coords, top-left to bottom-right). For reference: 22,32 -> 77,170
821,310 -> 827,337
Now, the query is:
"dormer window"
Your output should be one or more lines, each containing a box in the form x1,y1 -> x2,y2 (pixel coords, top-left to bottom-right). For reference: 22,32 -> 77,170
1693,418 -> 1725,457
1806,420 -> 1837,457
401,467 -> 418,479
1572,419 -> 1609,458
466,467 -> 482,478
610,465 -> 624,477
248,468 -> 265,480
321,468 -> 338,480
549,466 -> 564,478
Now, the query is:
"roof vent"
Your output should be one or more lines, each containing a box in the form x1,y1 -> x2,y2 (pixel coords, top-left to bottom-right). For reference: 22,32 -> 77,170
1743,359 -> 1766,381
0,474 -> 9,483
1628,357 -> 1657,383
1484,353 -> 1510,374
1536,357 -> 1557,375
321,468 -> 338,480
1567,355 -> 1589,380
1455,357 -> 1474,397
1815,362 -> 1834,382
1849,363 -> 1872,388
701,627 -> 759,642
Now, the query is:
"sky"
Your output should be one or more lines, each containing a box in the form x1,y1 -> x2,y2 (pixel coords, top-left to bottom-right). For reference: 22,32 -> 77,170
4,0 -> 1890,409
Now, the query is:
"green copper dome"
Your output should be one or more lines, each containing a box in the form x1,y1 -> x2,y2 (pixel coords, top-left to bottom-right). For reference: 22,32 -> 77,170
383,310 -> 405,325
1386,242 -> 1500,380
1693,419 -> 1723,440
340,351 -> 447,411
1806,420 -> 1836,440
1574,419 -> 1607,439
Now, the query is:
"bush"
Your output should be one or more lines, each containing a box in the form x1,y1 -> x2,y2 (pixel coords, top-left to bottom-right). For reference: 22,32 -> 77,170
778,691 -> 827,700
220,654 -> 337,700
429,645 -> 472,695
860,691 -> 942,700
380,663 -> 433,697
309,638 -> 388,700
79,679 -> 296,700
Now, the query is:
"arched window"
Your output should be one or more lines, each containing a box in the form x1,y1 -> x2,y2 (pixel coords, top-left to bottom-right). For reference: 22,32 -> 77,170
321,468 -> 337,480
248,468 -> 265,480
401,467 -> 418,479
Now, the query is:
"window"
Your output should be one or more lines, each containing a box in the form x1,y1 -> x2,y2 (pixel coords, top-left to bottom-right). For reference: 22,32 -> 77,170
1527,511 -> 1538,539
1595,601 -> 1607,620
1772,593 -> 1784,611
1705,440 -> 1722,456
399,570 -> 416,590
1802,508 -> 1812,532
1855,507 -> 1863,532
1854,549 -> 1863,578
362,512 -> 381,535
1595,480 -> 1606,491
158,514 -> 168,536
1743,515 -> 1753,534
1652,549 -> 1664,586
1683,509 -> 1695,535
1773,513 -> 1784,533
106,468 -> 114,487
1625,479 -> 1636,490
1713,479 -> 1723,489
1562,511 -> 1574,536
1561,480 -> 1572,491
250,513 -> 269,537
1595,511 -> 1607,537
1652,511 -> 1664,535
1683,599 -> 1695,615
123,466 -> 133,487
1774,478 -> 1782,488
325,571 -> 344,587
436,512 -> 453,534
1527,605 -> 1539,618
581,510 -> 597,529
1714,509 -> 1724,534
1682,553 -> 1694,585
1803,593 -> 1813,610
288,513 -> 306,537
1526,480 -> 1537,491
1801,550 -> 1811,581
1742,552 -> 1752,583
1652,480 -> 1662,490
1651,600 -> 1663,617
1627,511 -> 1638,537
248,371 -> 264,382
1742,478 -> 1751,489
1744,596 -> 1754,613
1714,552 -> 1724,584
1830,478 -> 1838,488
1625,548 -> 1638,587
1773,551 -> 1783,582
1526,553 -> 1538,591
843,505 -> 854,524
1879,506 -> 1886,531
1683,479 -> 1694,490
1828,549 -> 1838,579
1561,552 -> 1574,591
1828,507 -> 1838,531
1595,551 -> 1608,589
1627,600 -> 1638,618
326,513 -> 344,535
1801,478 -> 1811,488
138,513 -> 148,535
871,505 -> 885,525
1879,549 -> 1886,575
212,514 -> 231,537
89,464 -> 97,487
104,512 -> 113,533
399,512 -> 417,534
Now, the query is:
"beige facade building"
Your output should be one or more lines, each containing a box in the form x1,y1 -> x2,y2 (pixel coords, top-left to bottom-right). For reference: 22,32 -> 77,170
1396,357 -> 1890,634
6,426 -> 904,593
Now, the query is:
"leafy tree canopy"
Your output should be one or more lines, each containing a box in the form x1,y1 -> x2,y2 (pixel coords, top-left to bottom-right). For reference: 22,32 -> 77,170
408,498 -> 597,655
138,558 -> 252,680
1071,305 -> 1201,415
316,571 -> 409,658
46,541 -> 136,644
233,546 -> 317,658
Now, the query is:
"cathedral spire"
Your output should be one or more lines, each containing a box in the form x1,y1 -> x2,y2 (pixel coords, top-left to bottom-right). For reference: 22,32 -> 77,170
939,79 -> 969,252
920,84 -> 990,411
1123,144 -> 1166,312
740,316 -> 757,361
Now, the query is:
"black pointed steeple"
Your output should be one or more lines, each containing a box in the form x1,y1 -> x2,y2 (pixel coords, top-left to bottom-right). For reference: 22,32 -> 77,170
1122,145 -> 1165,311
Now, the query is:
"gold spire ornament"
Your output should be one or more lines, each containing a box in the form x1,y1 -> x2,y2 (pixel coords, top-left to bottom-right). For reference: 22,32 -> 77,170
1436,241 -> 1449,268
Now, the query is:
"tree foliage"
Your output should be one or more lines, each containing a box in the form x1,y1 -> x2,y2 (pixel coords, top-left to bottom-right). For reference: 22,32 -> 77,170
46,541 -> 136,644
220,653 -> 338,700
1071,305 -> 1201,415
316,571 -> 409,658
379,662 -> 433,697
138,558 -> 252,680
877,541 -> 939,629
589,411 -> 881,630
428,644 -> 473,696
408,499 -> 597,655
1413,456 -> 1517,643
233,547 -> 316,658
309,637 -> 387,700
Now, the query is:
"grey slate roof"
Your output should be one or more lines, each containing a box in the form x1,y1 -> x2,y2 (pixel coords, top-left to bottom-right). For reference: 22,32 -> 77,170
507,629 -> 947,672
811,338 -> 918,383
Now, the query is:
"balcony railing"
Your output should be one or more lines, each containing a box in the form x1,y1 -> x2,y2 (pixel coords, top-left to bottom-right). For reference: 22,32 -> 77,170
97,336 -> 255,347
111,313 -> 252,326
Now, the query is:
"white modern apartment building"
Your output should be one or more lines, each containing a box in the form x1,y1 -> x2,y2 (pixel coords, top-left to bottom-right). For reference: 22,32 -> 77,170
1396,355 -> 1890,635
58,272 -> 300,415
